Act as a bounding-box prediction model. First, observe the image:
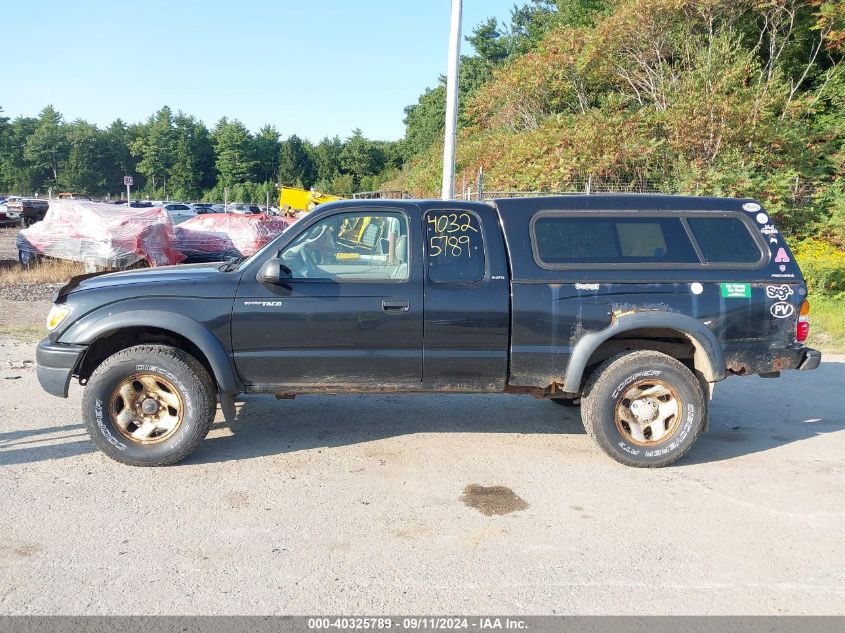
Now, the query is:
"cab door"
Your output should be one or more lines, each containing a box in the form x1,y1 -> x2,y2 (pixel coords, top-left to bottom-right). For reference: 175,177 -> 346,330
421,205 -> 511,391
231,207 -> 423,390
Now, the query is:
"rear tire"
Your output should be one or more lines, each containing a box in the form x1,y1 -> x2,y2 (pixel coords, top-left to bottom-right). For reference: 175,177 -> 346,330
82,344 -> 217,466
581,350 -> 705,467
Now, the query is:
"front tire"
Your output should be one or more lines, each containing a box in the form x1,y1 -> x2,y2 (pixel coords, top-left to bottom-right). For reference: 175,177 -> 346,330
82,345 -> 217,466
581,350 -> 705,467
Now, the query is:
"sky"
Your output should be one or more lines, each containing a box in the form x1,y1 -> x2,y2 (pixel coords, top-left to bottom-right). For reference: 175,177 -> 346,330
0,0 -> 518,142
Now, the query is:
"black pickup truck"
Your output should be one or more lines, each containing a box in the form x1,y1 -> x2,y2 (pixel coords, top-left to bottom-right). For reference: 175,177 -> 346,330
5,197 -> 49,227
35,195 -> 821,467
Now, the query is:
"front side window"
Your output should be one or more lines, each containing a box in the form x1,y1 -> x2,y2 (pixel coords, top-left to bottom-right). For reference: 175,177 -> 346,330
533,215 -> 699,266
426,210 -> 485,283
280,212 -> 409,281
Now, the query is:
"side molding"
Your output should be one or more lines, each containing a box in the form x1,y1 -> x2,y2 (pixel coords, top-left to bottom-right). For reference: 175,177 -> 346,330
562,311 -> 726,393
58,309 -> 241,395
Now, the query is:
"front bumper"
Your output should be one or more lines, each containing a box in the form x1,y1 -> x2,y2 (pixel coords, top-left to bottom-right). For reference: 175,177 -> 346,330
35,339 -> 87,398
797,348 -> 822,371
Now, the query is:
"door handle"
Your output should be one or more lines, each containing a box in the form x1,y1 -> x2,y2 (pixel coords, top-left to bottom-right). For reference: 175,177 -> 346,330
382,300 -> 410,312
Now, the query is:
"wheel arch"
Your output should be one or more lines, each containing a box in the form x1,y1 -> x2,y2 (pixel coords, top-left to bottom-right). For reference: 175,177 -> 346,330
60,310 -> 241,395
562,311 -> 725,394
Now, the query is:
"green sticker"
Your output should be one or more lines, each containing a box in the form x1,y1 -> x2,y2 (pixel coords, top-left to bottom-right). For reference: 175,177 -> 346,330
721,283 -> 751,298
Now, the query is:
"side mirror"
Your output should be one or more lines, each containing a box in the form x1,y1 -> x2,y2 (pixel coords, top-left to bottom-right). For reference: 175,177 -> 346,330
256,258 -> 291,285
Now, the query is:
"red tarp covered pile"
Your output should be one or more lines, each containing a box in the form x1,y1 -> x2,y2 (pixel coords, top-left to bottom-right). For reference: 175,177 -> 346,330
174,213 -> 296,260
17,201 -> 184,268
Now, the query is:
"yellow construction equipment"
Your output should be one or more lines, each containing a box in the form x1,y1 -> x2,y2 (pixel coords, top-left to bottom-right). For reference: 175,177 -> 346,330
278,186 -> 342,214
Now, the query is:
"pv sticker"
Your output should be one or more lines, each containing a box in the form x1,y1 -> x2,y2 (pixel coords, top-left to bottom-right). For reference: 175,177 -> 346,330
721,283 -> 751,298
770,302 -> 795,319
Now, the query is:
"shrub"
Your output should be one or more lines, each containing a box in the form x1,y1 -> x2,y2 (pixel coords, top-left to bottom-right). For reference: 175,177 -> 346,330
792,239 -> 845,295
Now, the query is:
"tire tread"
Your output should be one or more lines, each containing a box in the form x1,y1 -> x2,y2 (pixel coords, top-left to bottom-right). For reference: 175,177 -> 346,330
581,350 -> 705,468
82,344 -> 216,466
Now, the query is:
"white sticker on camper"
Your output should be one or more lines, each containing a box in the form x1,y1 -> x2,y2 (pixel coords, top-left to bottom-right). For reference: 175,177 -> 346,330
766,285 -> 794,301
770,302 -> 795,319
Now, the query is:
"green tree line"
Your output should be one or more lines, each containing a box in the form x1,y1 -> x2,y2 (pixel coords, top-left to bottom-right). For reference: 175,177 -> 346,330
0,105 -> 404,202
395,0 -> 845,246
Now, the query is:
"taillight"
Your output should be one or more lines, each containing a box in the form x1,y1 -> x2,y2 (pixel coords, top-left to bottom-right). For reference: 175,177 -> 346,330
796,300 -> 810,343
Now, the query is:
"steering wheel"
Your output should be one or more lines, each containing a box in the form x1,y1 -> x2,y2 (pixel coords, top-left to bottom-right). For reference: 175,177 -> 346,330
304,224 -> 337,264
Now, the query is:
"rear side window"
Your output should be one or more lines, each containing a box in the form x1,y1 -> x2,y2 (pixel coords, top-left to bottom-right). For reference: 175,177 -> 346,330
426,211 -> 485,282
687,217 -> 762,264
533,216 -> 699,266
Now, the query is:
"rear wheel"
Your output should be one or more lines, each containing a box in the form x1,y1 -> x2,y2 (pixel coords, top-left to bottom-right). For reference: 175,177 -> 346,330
82,345 -> 217,466
581,350 -> 705,467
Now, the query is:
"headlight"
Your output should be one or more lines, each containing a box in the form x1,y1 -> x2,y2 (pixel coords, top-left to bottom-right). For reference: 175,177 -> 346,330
46,304 -> 72,331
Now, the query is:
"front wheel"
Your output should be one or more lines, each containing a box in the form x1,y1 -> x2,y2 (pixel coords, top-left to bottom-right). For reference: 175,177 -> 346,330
82,345 -> 217,466
581,350 -> 706,467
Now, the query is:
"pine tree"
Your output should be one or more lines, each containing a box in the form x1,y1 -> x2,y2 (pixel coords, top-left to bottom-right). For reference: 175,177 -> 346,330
23,105 -> 69,185
212,118 -> 257,188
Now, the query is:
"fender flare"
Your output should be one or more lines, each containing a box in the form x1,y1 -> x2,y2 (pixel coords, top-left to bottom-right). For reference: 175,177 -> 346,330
562,311 -> 726,393
59,309 -> 241,395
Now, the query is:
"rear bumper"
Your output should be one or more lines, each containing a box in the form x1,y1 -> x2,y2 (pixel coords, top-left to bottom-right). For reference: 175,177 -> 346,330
797,348 -> 822,371
35,339 -> 87,398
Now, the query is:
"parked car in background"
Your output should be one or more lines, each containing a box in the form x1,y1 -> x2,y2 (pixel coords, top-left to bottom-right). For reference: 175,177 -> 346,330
112,200 -> 152,208
5,197 -> 50,227
229,203 -> 262,214
162,203 -> 197,224
57,192 -> 92,200
190,203 -> 215,214
18,200 -> 183,270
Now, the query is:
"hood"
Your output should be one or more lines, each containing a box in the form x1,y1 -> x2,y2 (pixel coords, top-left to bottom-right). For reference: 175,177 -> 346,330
56,262 -> 236,301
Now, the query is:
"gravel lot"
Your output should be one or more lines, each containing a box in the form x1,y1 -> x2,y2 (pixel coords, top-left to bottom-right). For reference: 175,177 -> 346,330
0,227 -> 18,262
1,334 -> 843,615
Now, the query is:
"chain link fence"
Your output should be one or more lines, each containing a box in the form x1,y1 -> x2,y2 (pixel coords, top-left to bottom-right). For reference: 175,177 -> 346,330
454,174 -> 670,201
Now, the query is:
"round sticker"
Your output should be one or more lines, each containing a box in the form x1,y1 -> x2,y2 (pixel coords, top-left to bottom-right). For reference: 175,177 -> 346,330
770,302 -> 795,319
756,212 -> 769,224
743,202 -> 762,212
690,282 -> 703,295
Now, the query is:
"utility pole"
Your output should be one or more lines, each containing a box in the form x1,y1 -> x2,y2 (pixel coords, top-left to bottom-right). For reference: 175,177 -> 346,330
441,0 -> 462,201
